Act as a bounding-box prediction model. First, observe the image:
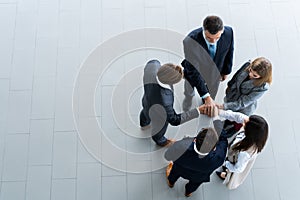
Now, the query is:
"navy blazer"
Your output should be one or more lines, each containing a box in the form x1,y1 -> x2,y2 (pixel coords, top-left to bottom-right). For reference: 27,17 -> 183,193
142,60 -> 199,126
172,131 -> 228,183
182,26 -> 234,98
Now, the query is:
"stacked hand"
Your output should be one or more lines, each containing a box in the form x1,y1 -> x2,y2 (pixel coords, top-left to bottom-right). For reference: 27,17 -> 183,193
198,105 -> 219,117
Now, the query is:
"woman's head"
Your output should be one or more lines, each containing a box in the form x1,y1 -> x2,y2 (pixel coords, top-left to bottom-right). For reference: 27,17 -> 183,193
233,115 -> 269,153
247,57 -> 272,86
157,63 -> 184,85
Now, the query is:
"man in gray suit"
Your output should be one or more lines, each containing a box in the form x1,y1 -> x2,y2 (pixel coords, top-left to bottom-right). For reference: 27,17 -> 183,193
140,60 -> 205,147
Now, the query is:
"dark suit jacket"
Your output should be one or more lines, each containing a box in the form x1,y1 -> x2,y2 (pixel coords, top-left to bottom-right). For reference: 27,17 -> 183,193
182,26 -> 234,98
142,60 -> 199,126
171,128 -> 228,183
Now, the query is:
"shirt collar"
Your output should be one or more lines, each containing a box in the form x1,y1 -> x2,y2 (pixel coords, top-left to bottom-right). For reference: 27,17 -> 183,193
202,30 -> 218,48
193,142 -> 209,156
156,76 -> 172,90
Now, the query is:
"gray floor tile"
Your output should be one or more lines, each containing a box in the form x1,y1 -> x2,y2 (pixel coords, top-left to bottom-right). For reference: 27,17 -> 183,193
10,48 -> 35,91
100,58 -> 125,86
77,140 -> 98,163
7,91 -> 31,133
0,181 -> 26,200
254,28 -> 280,60
253,141 -> 275,169
165,0 -> 188,33
2,134 -> 29,181
101,131 -> 127,175
0,80 -> 9,124
252,168 -> 280,200
0,135 -> 4,181
102,176 -> 127,200
51,179 -> 76,200
0,39 -> 14,79
102,0 -> 123,9
145,7 -> 166,28
234,39 -> 257,67
14,12 -> 36,49
34,37 -> 58,77
275,153 -> 300,200
127,173 -> 152,200
228,175 -> 255,200
60,0 -> 80,11
31,76 -> 56,119
267,108 -> 297,155
36,3 -> 59,38
18,0 -> 38,12
26,165 -> 51,200
77,163 -> 101,200
56,48 -> 80,87
0,4 -> 16,41
54,87 -> 76,131
28,120 -> 54,165
203,177 -> 229,200
58,12 -> 80,48
186,5 -> 208,29
123,0 -> 145,30
101,8 -> 123,41
152,173 -> 178,200
101,164 -> 126,177
52,132 -> 77,178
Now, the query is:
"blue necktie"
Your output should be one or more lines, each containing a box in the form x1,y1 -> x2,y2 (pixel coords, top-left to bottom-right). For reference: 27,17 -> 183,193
208,44 -> 216,59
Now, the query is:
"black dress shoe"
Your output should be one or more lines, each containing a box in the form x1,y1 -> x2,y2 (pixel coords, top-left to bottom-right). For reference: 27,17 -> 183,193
222,165 -> 227,172
216,171 -> 226,180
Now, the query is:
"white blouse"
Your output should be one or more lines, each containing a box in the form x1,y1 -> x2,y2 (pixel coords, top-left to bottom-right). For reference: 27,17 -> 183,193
224,132 -> 257,173
218,109 -> 248,124
217,110 -> 255,173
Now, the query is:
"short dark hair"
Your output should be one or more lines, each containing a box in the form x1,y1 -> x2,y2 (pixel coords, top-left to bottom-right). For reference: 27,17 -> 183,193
195,128 -> 218,154
203,15 -> 224,34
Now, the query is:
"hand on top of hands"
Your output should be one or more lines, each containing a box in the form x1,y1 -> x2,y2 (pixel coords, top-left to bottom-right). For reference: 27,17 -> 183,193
198,105 -> 219,118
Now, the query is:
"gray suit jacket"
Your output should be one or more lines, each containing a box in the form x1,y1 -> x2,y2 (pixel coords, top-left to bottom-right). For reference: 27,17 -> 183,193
224,62 -> 269,115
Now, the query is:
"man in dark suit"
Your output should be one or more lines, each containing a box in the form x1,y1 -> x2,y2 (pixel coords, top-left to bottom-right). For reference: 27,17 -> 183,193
140,60 -> 204,147
182,15 -> 234,112
165,124 -> 228,197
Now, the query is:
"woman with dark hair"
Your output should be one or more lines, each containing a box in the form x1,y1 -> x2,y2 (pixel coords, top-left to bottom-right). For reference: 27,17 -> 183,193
216,114 -> 269,189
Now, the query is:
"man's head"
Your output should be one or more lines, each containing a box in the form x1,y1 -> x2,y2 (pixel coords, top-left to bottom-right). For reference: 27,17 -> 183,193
203,15 -> 224,44
157,63 -> 184,85
195,127 -> 218,155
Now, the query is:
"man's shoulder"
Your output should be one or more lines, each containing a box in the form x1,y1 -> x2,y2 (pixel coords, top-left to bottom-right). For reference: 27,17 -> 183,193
223,26 -> 233,36
188,27 -> 203,38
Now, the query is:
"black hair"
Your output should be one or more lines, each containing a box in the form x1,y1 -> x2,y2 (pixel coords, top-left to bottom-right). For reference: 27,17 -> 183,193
203,15 -> 224,34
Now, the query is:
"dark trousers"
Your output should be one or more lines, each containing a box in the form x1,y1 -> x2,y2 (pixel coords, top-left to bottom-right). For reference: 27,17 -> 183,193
139,108 -> 168,145
167,164 -> 203,194
222,120 -> 243,138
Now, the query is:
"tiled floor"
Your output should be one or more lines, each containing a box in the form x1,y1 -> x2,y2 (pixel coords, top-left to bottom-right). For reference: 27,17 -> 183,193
1,0 -> 300,199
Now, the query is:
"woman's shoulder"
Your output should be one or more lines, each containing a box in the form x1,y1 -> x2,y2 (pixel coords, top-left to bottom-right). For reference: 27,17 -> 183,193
246,147 -> 258,157
253,82 -> 269,91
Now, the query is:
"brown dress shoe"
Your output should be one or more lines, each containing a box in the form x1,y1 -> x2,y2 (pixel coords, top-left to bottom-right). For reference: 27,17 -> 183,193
158,139 -> 175,147
166,162 -> 174,188
140,124 -> 151,130
185,192 -> 192,197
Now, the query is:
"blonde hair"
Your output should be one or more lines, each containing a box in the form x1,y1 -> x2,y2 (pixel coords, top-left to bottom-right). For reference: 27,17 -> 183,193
157,63 -> 183,85
246,57 -> 272,86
